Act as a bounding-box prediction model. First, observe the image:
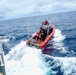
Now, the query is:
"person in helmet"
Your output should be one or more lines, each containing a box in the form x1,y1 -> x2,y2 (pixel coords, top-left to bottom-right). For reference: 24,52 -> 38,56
43,20 -> 49,25
35,27 -> 45,43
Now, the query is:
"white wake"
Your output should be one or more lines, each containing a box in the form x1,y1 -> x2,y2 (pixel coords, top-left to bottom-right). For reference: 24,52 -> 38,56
5,41 -> 47,75
52,29 -> 68,53
4,29 -> 76,75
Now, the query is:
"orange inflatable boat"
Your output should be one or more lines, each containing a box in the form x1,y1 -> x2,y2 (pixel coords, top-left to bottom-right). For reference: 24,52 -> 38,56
26,21 -> 55,49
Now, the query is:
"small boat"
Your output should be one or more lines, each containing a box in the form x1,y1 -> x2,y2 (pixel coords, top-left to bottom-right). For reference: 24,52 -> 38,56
26,21 -> 55,49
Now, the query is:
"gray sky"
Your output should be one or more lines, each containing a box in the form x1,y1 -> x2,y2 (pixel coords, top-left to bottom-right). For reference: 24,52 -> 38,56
0,0 -> 76,20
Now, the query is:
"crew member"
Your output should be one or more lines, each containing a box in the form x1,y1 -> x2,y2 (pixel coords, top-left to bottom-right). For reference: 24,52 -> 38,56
42,20 -> 49,25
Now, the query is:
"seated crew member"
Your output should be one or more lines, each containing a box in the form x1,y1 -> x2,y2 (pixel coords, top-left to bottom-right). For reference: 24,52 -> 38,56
39,27 -> 45,38
48,26 -> 53,34
35,27 -> 45,44
33,27 -> 43,39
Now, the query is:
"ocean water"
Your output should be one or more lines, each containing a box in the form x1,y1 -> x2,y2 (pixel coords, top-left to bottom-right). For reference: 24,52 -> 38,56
0,11 -> 76,75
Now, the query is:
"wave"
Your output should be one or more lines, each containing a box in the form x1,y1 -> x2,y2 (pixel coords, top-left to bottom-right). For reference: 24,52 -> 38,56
4,29 -> 76,75
5,41 -> 46,75
52,29 -> 67,52
44,55 -> 76,75
0,36 -> 15,43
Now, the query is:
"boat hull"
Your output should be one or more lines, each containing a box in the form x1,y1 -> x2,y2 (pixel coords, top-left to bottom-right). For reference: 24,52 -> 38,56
26,25 -> 55,49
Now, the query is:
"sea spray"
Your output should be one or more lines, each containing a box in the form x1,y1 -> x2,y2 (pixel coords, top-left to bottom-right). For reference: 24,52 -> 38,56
5,41 -> 46,75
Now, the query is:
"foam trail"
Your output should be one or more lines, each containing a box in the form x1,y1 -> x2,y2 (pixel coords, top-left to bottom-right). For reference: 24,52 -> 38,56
5,41 -> 46,75
45,55 -> 76,75
0,36 -> 15,42
1,39 -> 9,42
52,29 -> 68,53
4,29 -> 76,75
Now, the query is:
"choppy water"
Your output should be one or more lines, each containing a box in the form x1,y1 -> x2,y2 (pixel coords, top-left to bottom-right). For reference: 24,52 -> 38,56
0,11 -> 76,75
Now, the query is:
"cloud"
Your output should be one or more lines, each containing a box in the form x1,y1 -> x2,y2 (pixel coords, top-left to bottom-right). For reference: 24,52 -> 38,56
64,2 -> 76,9
0,0 -> 76,20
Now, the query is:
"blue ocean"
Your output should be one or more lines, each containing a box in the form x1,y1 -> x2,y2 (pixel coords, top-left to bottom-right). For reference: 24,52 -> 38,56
0,11 -> 76,75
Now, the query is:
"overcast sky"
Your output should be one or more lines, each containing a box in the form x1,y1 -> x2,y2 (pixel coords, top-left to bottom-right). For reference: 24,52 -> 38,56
0,0 -> 76,20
